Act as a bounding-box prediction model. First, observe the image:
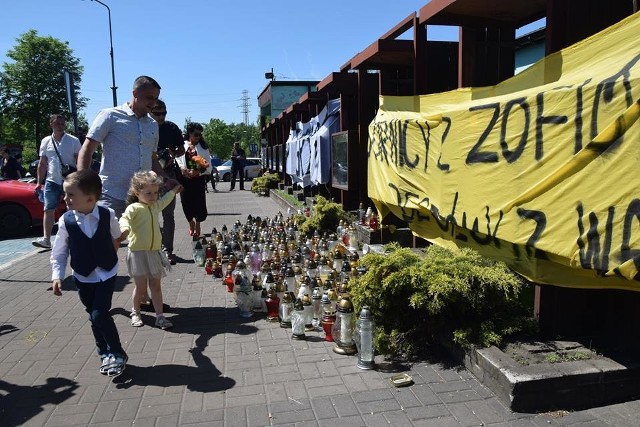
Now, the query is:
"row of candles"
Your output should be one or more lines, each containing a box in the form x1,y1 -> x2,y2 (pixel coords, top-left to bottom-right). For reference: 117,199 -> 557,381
190,212 -> 376,370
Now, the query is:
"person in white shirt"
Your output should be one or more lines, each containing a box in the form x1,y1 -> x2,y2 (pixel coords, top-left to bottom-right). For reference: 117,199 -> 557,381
33,114 -> 81,249
50,170 -> 128,377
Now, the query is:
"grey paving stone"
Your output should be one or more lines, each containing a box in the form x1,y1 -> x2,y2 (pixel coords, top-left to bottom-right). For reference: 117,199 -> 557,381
224,405 -> 248,427
445,402 -> 483,426
384,409 -> 418,426
155,414 -> 180,426
91,421 -> 135,427
430,379 -> 474,393
318,415 -> 366,427
298,362 -> 323,379
331,394 -> 360,417
308,383 -> 349,398
265,382 -> 288,403
225,392 -> 267,408
464,399 -> 509,425
270,398 -> 312,413
113,398 -> 142,421
45,412 -> 94,426
438,389 -> 484,404
405,403 -> 450,421
269,407 -> 316,424
413,416 -> 462,426
180,408 -> 224,424
341,372 -> 370,393
281,379 -> 308,401
392,387 -> 424,409
245,403 -> 270,427
310,396 -> 338,419
358,397 -> 403,415
409,383 -> 444,406
352,388 -> 395,403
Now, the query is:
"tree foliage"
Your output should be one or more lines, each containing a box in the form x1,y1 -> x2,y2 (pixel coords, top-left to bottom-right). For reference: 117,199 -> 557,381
229,122 -> 261,155
198,119 -> 259,160
0,30 -> 85,154
202,118 -> 235,159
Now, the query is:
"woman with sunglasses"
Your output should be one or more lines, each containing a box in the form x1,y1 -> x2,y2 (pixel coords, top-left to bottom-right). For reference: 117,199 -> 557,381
175,122 -> 212,237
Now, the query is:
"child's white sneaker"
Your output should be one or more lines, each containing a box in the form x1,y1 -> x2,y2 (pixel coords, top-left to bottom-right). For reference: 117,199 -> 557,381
130,310 -> 143,327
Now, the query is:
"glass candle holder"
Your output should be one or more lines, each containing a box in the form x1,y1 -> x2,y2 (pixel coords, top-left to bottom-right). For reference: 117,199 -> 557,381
291,299 -> 306,340
279,292 -> 293,328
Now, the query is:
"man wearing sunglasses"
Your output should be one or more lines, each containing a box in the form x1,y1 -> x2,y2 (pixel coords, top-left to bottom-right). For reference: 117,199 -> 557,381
150,99 -> 184,265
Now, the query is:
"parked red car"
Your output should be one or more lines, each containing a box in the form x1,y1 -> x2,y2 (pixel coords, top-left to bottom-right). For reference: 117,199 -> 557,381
0,178 -> 65,238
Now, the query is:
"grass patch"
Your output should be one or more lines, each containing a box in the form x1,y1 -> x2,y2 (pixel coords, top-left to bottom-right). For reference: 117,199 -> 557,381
272,189 -> 304,210
544,351 -> 592,364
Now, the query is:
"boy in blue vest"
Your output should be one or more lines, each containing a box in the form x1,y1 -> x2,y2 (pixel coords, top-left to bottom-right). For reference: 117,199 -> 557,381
50,169 -> 128,377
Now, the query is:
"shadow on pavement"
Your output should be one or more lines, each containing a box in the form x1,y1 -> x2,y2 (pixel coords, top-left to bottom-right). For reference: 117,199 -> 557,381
0,377 -> 78,427
0,324 -> 19,336
110,306 -> 256,392
112,350 -> 235,393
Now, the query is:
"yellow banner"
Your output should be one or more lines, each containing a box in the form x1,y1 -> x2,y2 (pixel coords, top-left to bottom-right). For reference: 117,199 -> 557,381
368,12 -> 640,291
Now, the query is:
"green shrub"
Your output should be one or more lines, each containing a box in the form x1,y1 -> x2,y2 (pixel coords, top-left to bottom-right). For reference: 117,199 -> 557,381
251,172 -> 280,195
298,196 -> 347,237
349,243 -> 537,360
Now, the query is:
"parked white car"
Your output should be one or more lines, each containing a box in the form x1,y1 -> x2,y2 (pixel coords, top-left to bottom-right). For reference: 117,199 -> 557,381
216,158 -> 262,181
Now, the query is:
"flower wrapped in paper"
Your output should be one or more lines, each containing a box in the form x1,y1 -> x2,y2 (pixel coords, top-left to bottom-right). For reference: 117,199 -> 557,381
187,154 -> 209,173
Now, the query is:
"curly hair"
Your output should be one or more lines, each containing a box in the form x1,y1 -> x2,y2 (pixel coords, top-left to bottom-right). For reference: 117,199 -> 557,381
126,171 -> 164,205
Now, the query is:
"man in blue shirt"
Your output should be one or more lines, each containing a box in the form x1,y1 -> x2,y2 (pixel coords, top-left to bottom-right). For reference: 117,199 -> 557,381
78,76 -> 178,217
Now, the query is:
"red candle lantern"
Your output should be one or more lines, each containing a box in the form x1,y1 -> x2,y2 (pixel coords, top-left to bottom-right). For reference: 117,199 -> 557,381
224,267 -> 234,293
205,258 -> 214,275
206,242 -> 217,260
265,288 -> 280,322
320,293 -> 336,342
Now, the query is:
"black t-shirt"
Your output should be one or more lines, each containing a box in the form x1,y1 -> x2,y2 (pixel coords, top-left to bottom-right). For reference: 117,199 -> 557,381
158,120 -> 183,152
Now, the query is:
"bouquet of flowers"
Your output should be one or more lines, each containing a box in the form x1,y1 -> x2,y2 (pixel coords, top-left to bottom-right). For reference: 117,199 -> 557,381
187,153 -> 209,173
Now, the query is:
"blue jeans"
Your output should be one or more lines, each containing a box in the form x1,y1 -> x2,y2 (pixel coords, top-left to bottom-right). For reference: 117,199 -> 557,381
43,180 -> 63,210
75,276 -> 124,358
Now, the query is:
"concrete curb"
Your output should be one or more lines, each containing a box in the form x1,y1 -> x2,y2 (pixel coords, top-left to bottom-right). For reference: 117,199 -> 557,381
463,345 -> 640,412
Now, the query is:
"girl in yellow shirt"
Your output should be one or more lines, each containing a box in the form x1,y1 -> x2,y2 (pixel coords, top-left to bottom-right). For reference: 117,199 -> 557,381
119,171 -> 182,329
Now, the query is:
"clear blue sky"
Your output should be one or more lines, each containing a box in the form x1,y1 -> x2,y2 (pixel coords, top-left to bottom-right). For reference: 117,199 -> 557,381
1,1 -> 540,129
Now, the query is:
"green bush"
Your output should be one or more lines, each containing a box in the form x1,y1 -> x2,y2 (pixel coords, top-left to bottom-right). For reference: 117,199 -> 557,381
349,243 -> 537,360
251,172 -> 280,195
298,196 -> 347,237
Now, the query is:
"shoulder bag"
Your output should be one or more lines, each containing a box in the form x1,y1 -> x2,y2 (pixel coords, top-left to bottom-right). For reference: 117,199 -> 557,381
51,136 -> 77,177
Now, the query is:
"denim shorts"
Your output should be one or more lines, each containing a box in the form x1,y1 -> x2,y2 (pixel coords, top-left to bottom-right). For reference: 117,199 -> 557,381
43,180 -> 63,210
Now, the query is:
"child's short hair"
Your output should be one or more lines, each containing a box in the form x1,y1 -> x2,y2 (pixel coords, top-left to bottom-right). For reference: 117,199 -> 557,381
65,169 -> 102,199
126,171 -> 164,204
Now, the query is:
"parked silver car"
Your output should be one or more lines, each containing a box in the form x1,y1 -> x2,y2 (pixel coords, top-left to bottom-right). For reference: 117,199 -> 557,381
216,158 -> 262,181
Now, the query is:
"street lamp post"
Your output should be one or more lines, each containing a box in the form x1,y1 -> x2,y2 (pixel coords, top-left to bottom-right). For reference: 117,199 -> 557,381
91,0 -> 117,106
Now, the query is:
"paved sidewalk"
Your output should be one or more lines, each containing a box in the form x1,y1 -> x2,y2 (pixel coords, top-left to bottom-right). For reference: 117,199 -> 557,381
0,187 -> 639,426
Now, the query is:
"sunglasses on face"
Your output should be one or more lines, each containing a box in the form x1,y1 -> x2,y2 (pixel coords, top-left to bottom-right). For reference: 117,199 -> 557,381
152,111 -> 167,116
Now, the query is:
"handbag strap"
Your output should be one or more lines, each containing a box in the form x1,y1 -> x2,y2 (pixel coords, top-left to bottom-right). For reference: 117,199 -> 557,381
50,135 -> 66,165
